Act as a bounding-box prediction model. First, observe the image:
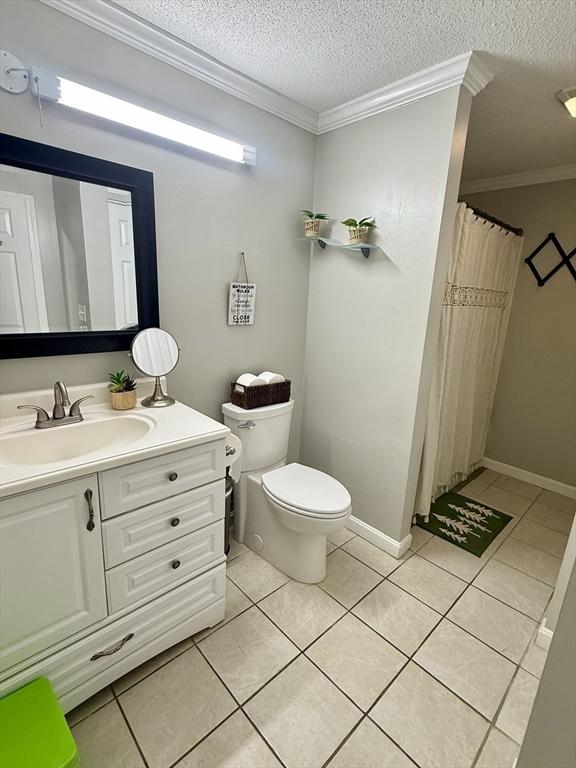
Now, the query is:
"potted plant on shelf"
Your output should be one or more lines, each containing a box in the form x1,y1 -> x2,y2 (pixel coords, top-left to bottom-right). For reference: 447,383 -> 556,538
108,371 -> 138,410
300,210 -> 329,239
341,216 -> 376,245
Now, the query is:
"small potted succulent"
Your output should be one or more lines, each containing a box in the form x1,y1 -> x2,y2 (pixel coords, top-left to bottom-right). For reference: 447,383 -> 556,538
108,370 -> 138,410
341,216 -> 376,245
300,210 -> 329,239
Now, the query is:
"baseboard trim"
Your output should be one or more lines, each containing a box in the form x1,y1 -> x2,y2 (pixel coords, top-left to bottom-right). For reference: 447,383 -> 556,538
347,515 -> 411,559
482,457 -> 576,500
536,617 -> 554,651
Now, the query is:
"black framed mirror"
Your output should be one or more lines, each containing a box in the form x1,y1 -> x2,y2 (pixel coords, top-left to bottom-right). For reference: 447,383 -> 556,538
0,133 -> 159,358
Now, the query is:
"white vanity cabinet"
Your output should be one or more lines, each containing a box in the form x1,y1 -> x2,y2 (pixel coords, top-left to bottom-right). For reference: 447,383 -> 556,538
0,476 -> 107,672
0,438 -> 227,712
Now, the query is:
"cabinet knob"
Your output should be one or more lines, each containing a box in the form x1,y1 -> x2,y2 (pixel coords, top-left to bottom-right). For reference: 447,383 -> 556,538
168,472 -> 178,482
170,517 -> 180,527
171,559 -> 181,570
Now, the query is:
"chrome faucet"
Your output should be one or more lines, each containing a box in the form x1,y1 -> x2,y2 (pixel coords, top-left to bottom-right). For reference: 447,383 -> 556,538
18,382 -> 94,429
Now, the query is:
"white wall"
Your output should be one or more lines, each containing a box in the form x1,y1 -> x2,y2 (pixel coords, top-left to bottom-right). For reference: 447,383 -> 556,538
300,88 -> 471,543
463,180 -> 576,486
0,0 -> 315,458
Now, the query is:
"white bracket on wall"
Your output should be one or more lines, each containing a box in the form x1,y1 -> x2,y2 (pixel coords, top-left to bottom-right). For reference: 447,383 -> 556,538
0,50 -> 29,94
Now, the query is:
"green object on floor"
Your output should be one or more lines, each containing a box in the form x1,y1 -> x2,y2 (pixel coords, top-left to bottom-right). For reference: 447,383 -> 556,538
0,677 -> 78,768
416,491 -> 512,557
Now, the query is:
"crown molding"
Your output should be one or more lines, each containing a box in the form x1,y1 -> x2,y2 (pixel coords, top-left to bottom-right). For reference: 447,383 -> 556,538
40,0 -> 319,132
39,2 -> 492,136
317,51 -> 493,134
460,164 -> 576,194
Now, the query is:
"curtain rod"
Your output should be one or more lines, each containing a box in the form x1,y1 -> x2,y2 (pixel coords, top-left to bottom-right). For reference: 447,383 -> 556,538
465,204 -> 523,237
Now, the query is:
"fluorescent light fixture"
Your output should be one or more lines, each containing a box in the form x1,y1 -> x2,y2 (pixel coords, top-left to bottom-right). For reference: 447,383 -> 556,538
32,68 -> 256,164
557,87 -> 576,118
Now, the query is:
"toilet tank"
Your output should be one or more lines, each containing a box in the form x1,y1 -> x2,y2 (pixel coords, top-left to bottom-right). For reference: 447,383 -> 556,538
222,400 -> 294,472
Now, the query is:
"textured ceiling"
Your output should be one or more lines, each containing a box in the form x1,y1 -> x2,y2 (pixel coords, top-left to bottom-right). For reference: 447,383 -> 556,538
113,0 -> 576,180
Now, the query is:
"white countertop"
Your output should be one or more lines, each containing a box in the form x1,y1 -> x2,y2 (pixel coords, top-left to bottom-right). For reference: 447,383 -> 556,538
0,381 -> 229,498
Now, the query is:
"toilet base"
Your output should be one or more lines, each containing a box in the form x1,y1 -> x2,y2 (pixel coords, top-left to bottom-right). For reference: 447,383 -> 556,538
236,473 -> 348,584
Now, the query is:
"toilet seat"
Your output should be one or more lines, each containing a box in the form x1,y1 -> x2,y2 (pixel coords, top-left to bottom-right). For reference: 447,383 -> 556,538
262,463 -> 351,518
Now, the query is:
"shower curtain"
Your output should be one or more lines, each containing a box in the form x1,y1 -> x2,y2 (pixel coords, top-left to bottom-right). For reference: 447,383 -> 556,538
414,203 -> 524,519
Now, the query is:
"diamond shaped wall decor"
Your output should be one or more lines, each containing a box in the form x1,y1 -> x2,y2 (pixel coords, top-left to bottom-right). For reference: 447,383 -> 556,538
524,232 -> 576,287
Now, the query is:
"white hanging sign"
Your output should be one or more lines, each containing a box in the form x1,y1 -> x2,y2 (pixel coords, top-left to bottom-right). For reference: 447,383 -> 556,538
228,251 -> 256,325
228,282 -> 256,325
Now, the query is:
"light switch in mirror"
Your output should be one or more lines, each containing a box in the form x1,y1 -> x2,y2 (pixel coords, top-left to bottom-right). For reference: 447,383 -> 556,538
0,165 -> 137,334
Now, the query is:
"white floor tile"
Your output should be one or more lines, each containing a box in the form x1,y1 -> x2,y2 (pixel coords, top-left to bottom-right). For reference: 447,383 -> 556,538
493,538 -> 562,587
388,554 -> 467,613
226,548 -> 289,601
259,580 -> 345,649
352,580 -> 441,655
511,518 -> 568,558
492,475 -> 542,500
417,535 -> 486,582
343,536 -> 410,576
473,559 -> 552,620
409,526 -> 434,552
72,701 -> 144,768
371,663 -> 489,768
496,668 -> 540,745
306,614 -> 407,711
320,549 -> 382,608
327,718 -> 416,768
478,486 -> 533,517
447,587 -> 536,662
119,647 -> 236,766
174,710 -> 281,768
476,728 -> 520,768
521,642 -> 548,679
538,490 -> 576,513
113,639 -> 194,695
66,687 -> 114,728
526,501 -> 575,535
244,656 -> 361,768
414,619 -> 516,718
197,606 -> 298,702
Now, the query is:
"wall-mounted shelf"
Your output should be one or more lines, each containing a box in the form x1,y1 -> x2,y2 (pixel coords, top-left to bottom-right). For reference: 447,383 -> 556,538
300,237 -> 379,259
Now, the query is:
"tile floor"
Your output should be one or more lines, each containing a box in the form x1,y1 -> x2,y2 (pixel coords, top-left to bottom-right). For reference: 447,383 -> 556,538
67,469 -> 574,768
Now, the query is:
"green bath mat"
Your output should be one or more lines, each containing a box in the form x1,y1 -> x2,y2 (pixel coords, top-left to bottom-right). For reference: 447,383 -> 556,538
417,491 -> 512,557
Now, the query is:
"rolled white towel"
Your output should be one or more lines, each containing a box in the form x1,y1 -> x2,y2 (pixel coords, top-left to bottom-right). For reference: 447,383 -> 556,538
259,371 -> 286,385
236,373 -> 266,387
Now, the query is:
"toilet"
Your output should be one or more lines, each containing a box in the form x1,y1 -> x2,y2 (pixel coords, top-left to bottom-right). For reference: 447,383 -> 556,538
222,399 -> 351,583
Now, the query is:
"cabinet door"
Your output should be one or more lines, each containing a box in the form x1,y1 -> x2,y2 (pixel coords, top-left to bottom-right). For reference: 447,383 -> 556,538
0,476 -> 107,672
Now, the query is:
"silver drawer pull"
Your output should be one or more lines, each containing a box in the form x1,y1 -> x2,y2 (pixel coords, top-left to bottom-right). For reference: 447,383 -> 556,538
237,420 -> 256,430
84,489 -> 95,532
170,517 -> 180,527
226,445 -> 236,456
90,632 -> 134,661
171,559 -> 181,570
168,471 -> 178,481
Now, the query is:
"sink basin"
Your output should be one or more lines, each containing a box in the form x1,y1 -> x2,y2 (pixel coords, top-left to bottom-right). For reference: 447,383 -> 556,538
1,416 -> 153,466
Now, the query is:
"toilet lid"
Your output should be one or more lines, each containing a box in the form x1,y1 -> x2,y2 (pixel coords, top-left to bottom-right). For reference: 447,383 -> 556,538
262,463 -> 351,516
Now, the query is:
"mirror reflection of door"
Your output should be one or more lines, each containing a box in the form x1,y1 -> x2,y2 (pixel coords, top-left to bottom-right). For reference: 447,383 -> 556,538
107,199 -> 138,329
0,190 -> 49,333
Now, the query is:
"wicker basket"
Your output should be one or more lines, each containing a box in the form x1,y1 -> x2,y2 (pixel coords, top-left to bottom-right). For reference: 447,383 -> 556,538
304,219 -> 321,238
348,226 -> 369,245
230,380 -> 291,410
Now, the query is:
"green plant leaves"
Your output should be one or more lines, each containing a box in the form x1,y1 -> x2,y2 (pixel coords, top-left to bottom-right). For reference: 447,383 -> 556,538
341,218 -> 359,227
301,210 -> 329,219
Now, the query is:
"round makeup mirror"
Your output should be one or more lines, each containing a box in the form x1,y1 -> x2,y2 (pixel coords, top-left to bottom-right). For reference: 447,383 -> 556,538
130,328 -> 179,407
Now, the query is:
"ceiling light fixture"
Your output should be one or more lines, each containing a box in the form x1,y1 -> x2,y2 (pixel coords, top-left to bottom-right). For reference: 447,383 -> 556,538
29,66 -> 256,165
556,87 -> 576,117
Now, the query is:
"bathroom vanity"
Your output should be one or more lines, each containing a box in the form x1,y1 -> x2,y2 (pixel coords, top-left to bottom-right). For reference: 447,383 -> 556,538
0,383 -> 228,712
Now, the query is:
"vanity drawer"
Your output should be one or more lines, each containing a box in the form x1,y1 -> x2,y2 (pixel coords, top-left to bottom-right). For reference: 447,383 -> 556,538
106,520 -> 225,613
100,441 -> 225,518
102,479 -> 224,568
0,565 -> 225,702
